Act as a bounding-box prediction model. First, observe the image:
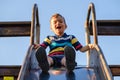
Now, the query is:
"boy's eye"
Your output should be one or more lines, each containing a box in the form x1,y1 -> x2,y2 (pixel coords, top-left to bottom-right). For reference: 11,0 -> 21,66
53,21 -> 57,24
56,20 -> 63,23
52,19 -> 63,24
59,20 -> 63,23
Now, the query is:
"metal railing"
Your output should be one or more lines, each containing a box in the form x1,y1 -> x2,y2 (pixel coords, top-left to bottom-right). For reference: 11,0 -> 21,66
17,3 -> 40,80
85,3 -> 113,80
85,2 -> 98,66
30,3 -> 40,45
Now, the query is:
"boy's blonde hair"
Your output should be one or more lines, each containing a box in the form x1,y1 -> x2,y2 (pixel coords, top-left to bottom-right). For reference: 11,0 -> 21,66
50,13 -> 67,28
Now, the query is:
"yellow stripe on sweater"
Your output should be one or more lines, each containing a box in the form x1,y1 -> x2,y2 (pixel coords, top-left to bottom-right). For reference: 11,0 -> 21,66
44,38 -> 51,44
49,47 -> 64,54
71,38 -> 78,44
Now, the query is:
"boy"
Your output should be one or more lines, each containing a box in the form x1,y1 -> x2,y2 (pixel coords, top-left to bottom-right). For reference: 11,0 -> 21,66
34,13 -> 94,73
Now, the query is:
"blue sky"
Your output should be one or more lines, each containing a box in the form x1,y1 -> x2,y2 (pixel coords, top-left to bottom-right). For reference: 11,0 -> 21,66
0,0 -> 120,79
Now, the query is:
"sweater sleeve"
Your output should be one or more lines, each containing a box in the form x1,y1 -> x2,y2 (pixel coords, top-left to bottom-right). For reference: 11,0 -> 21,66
40,36 -> 51,49
71,35 -> 83,51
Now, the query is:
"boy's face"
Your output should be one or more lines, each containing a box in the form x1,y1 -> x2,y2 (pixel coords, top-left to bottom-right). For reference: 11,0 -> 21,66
50,16 -> 67,37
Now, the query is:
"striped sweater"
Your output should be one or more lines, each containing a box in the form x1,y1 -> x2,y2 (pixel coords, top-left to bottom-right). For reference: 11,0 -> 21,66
40,33 -> 83,56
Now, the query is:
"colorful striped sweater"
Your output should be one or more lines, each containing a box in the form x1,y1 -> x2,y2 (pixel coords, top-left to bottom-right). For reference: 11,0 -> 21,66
40,33 -> 83,56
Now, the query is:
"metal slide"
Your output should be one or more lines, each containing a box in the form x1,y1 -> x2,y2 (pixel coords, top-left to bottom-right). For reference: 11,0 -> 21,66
17,3 -> 113,80
0,3 -> 114,80
17,44 -> 113,80
18,46 -> 96,80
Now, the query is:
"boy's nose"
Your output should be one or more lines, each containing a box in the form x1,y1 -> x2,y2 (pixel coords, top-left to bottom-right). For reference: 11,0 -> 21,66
56,21 -> 60,25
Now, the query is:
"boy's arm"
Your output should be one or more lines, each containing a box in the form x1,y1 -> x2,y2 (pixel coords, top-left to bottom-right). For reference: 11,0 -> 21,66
79,44 -> 94,52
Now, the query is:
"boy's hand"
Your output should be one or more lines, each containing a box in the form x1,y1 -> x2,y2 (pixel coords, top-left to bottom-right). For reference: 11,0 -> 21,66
88,44 -> 95,49
33,44 -> 40,49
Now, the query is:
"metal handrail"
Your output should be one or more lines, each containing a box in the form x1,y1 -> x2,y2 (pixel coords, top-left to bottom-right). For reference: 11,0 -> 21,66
30,3 -> 40,45
85,2 -> 98,66
85,2 -> 98,45
17,4 -> 40,80
85,3 -> 113,80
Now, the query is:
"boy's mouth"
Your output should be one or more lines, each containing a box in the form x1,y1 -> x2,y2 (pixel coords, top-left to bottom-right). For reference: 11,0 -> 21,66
56,26 -> 61,29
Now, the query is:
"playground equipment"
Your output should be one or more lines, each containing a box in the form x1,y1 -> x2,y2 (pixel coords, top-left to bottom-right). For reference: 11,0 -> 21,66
0,3 -> 120,80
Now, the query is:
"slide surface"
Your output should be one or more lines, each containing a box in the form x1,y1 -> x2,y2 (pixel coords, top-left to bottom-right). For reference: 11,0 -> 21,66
24,66 -> 96,80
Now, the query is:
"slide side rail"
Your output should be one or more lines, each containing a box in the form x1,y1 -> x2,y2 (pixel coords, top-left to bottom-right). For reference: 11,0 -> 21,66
17,3 -> 40,80
89,45 -> 113,80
